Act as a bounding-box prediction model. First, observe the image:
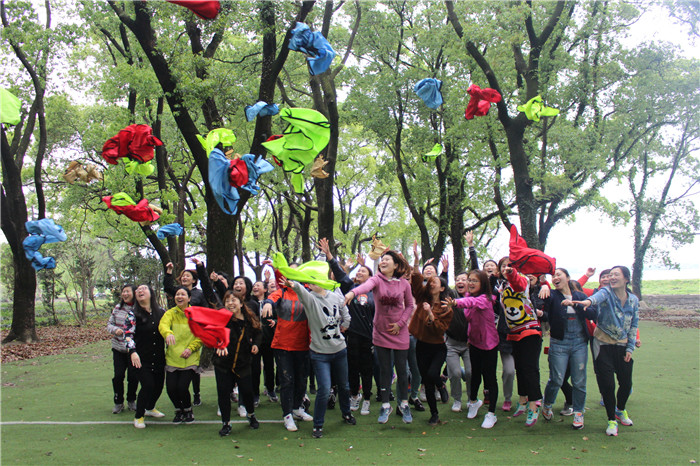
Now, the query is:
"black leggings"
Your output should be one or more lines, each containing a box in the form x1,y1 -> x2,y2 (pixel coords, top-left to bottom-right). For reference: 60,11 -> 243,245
375,346 -> 408,403
512,334 -> 542,401
469,346 -> 498,413
215,367 -> 254,424
112,349 -> 138,404
594,344 -> 633,421
165,369 -> 195,410
135,365 -> 165,418
416,340 -> 446,416
347,332 -> 374,399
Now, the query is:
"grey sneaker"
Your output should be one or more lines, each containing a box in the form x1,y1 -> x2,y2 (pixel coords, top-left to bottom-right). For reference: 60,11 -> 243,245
401,404 -> 412,424
127,401 -> 137,411
378,405 -> 392,424
560,403 -> 574,416
112,403 -> 124,414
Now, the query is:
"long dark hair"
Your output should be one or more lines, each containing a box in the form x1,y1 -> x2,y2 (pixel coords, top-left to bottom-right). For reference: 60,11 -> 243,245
177,269 -> 199,287
468,270 -> 492,298
611,265 -> 634,295
232,276 -> 254,302
133,285 -> 163,323
119,284 -> 136,306
223,290 -> 261,330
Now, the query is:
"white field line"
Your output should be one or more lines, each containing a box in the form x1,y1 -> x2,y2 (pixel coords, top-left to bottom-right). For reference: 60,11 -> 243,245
1,419 -> 283,425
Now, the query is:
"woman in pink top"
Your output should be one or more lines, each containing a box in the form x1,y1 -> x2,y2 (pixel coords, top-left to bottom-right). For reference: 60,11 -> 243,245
444,270 -> 499,429
344,250 -> 415,425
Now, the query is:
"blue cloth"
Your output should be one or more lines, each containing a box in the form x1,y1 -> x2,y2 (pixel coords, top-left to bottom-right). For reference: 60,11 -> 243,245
544,318 -> 588,412
310,348 -> 351,427
208,148 -> 240,215
156,223 -> 184,240
414,78 -> 443,109
289,23 -> 336,76
588,287 -> 639,353
23,219 -> 67,271
239,154 -> 274,195
245,102 -> 280,122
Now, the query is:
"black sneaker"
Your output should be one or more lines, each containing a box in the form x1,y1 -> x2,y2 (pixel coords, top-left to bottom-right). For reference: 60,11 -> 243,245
327,391 -> 336,410
312,427 -> 323,438
395,404 -> 403,416
428,413 -> 440,426
184,409 -> 195,424
409,398 -> 425,412
254,396 -> 260,408
268,391 -> 279,403
438,385 -> 449,404
219,423 -> 232,437
342,412 -> 356,425
389,392 -> 396,401
193,393 -> 202,407
303,396 -> 311,411
248,414 -> 259,429
172,410 -> 183,424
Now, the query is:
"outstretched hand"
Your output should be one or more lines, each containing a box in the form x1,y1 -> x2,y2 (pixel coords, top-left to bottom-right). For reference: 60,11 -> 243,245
465,230 -> 474,247
440,254 -> 449,272
317,238 -> 333,260
442,297 -> 455,309
166,262 -> 174,274
586,267 -> 596,278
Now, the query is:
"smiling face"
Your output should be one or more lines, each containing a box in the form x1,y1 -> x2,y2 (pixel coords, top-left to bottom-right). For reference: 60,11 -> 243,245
174,288 -> 190,308
423,264 -> 438,278
135,285 -> 151,302
499,259 -> 512,277
180,271 -> 195,288
355,266 -> 371,284
267,279 -> 278,293
379,254 -> 398,278
252,281 -> 265,296
551,269 -> 569,291
483,261 -> 498,277
233,278 -> 248,297
225,294 -> 241,312
121,286 -> 134,304
467,273 -> 482,295
455,273 -> 468,295
608,267 -> 629,290
600,273 -> 611,287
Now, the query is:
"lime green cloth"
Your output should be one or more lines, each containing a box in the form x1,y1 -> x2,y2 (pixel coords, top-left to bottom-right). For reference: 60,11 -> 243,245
123,159 -> 155,176
272,252 -> 340,291
1,88 -> 21,125
422,143 -> 443,162
261,108 -> 330,193
109,192 -> 137,206
517,95 -> 559,122
197,128 -> 237,156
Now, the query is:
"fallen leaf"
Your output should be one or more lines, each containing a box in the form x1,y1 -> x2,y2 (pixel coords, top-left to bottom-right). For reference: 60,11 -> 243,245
582,437 -> 589,441
478,450 -> 485,453
530,450 -> 539,455
417,448 -> 426,452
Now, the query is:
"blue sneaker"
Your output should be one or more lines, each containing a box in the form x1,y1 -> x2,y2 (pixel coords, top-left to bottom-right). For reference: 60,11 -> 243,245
378,405 -> 392,424
401,404 -> 412,424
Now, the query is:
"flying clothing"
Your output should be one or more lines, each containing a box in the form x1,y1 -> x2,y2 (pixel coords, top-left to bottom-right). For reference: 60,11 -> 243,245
0,88 -> 21,125
22,219 -> 67,271
464,84 -> 501,120
167,0 -> 221,19
184,306 -> 231,349
102,124 -> 163,166
414,78 -> 443,109
102,192 -> 161,223
62,161 -> 102,184
422,143 -> 443,162
517,95 -> 559,122
208,148 -> 274,215
197,128 -> 236,156
245,101 -> 280,122
272,252 -> 340,291
261,107 -> 330,193
156,223 -> 184,240
288,23 -> 336,76
508,225 -> 556,276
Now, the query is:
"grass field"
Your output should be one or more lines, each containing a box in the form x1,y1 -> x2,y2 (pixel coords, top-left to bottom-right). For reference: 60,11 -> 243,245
1,320 -> 698,464
583,279 -> 700,296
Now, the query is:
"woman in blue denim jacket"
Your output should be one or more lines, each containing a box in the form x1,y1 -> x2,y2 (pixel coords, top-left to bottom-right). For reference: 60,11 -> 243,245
567,266 -> 639,437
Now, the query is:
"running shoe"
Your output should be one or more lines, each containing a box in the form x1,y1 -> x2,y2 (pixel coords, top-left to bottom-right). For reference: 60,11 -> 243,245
451,400 -> 462,413
361,400 -> 371,415
542,404 -> 553,421
219,423 -> 232,436
481,412 -> 497,429
560,403 -> 574,416
615,409 -> 633,426
145,409 -> 165,418
343,412 -> 357,425
127,401 -> 137,411
293,408 -> 313,421
606,420 -> 618,436
501,401 -> 512,412
134,417 -> 146,429
573,411 -> 584,430
401,404 -> 412,424
112,403 -> 124,414
409,397 -> 425,412
378,405 -> 392,424
512,403 -> 527,417
193,393 -> 202,406
467,399 -> 483,419
428,413 -> 440,426
183,409 -> 195,424
312,427 -> 323,438
172,409 -> 183,424
238,405 -> 247,417
350,395 -> 361,412
248,414 -> 259,429
284,414 -> 298,432
525,407 -> 539,427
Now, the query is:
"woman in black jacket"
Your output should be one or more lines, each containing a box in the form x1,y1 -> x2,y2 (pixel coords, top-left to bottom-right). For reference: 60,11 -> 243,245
540,268 -> 597,430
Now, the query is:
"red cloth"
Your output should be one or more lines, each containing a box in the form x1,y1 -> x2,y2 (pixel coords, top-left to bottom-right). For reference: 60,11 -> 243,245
184,306 -> 231,349
229,158 -> 249,187
167,0 -> 221,19
102,196 -> 160,223
508,225 -> 556,276
464,84 -> 501,120
102,124 -> 163,165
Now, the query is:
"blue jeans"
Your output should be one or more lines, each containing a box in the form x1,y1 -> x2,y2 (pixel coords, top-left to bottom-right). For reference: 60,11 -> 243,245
310,348 -> 351,428
544,322 -> 588,412
408,335 -> 422,400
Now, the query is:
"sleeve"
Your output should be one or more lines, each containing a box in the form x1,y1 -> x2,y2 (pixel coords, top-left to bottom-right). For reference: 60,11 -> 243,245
573,291 -> 597,321
577,274 -> 589,286
158,309 -> 175,338
107,306 -> 120,334
410,271 -> 425,296
453,296 -> 476,310
350,275 -> 378,297
164,272 -> 176,297
432,305 -> 453,332
250,324 -> 262,349
328,258 -> 354,294
197,263 -> 221,308
540,296 -> 551,322
588,288 -> 608,307
339,296 -> 351,330
187,335 -> 203,352
397,280 -> 415,328
290,281 -> 313,310
505,268 -> 528,293
626,298 -> 639,353
213,279 -> 227,299
439,270 -> 448,281
124,311 -> 136,353
468,246 -> 479,271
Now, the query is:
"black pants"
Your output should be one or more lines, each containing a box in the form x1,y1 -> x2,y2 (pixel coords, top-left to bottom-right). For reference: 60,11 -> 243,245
347,332 -> 374,399
165,369 -> 195,411
469,346 -> 499,413
215,367 -> 254,424
274,349 -> 309,416
192,372 -> 200,396
375,346 -> 408,403
416,340 -> 446,416
594,344 -> 633,421
251,352 -> 262,398
259,343 -> 277,394
512,334 -> 542,401
135,364 -> 165,418
112,349 -> 138,404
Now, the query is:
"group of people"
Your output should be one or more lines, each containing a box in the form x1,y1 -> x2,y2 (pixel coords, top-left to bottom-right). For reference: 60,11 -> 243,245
107,232 -> 640,438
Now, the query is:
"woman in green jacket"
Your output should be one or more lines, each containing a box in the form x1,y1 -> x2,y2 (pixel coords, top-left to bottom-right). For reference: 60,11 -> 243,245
159,286 -> 203,424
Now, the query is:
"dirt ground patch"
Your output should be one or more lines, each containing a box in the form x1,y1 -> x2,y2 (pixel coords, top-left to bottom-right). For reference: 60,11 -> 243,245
1,295 -> 698,363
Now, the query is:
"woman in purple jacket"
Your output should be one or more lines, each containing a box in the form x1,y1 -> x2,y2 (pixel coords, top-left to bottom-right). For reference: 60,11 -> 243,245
344,250 -> 415,425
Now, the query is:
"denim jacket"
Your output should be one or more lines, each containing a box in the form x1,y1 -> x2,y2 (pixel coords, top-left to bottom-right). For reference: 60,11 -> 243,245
588,286 -> 639,353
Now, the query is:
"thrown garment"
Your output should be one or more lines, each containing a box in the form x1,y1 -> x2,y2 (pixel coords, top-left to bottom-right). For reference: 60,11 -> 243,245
464,84 -> 501,120
414,78 -> 443,109
508,224 -> 556,276
289,22 -> 336,76
22,218 -> 67,271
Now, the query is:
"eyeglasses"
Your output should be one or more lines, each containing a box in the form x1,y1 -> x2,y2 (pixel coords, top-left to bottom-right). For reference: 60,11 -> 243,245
467,279 -> 479,284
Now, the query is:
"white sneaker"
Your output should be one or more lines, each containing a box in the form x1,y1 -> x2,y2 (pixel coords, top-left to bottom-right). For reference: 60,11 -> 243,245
144,409 -> 165,418
238,405 -> 247,418
481,412 -> 497,429
284,413 -> 298,432
134,417 -> 146,428
217,407 -> 221,417
451,400 -> 462,413
361,400 -> 371,415
292,408 -> 313,421
350,394 -> 361,411
467,399 -> 483,419
419,386 -> 427,402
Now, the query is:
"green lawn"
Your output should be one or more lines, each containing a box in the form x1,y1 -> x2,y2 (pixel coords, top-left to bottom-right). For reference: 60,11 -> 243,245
583,279 -> 700,295
2,320 -> 699,464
